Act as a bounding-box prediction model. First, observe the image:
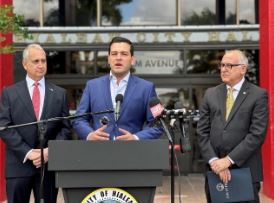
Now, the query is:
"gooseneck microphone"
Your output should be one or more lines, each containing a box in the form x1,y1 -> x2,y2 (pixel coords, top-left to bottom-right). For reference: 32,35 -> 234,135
149,97 -> 173,143
115,94 -> 123,122
174,101 -> 191,153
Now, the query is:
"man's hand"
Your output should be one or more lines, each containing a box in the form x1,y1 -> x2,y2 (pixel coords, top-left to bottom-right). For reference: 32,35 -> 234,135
218,169 -> 231,184
210,156 -> 231,174
27,149 -> 40,168
27,148 -> 49,168
116,128 -> 138,140
43,147 -> 48,163
87,125 -> 109,140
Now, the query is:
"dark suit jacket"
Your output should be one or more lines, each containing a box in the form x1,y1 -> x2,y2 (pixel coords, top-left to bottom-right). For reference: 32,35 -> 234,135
0,80 -> 71,178
72,74 -> 163,140
197,80 -> 268,182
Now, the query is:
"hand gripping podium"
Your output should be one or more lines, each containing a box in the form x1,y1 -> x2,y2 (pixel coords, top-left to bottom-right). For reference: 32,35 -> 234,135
48,140 -> 169,203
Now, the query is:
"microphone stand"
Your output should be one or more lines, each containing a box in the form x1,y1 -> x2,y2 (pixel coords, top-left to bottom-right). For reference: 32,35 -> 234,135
38,121 -> 46,203
0,109 -> 114,203
178,118 -> 191,154
169,126 -> 176,203
159,118 -> 175,203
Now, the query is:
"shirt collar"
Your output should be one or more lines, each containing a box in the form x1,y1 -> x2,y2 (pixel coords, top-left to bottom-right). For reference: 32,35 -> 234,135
227,77 -> 245,92
109,71 -> 130,84
26,75 -> 45,89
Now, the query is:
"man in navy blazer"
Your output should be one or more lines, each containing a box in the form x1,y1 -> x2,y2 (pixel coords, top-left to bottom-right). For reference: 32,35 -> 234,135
73,37 -> 162,140
0,44 -> 71,203
197,50 -> 268,203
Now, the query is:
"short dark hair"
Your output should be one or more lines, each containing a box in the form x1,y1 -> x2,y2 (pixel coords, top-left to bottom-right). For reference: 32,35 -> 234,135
108,36 -> 134,56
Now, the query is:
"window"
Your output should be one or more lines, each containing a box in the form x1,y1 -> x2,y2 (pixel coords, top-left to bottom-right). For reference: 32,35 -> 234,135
186,50 -> 223,74
14,0 -> 60,26
181,0 -> 216,25
102,0 -> 176,26
226,0 -> 256,24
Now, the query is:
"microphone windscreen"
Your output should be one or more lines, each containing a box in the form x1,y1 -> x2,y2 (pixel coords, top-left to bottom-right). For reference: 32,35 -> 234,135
100,116 -> 109,125
115,94 -> 123,103
149,97 -> 161,107
149,97 -> 164,118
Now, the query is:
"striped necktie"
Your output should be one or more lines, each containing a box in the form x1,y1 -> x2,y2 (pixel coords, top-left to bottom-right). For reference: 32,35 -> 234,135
32,81 -> 40,119
226,87 -> 234,120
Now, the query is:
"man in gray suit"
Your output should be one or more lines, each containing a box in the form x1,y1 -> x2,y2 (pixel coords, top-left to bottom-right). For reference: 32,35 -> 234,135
0,44 -> 71,203
197,50 -> 268,203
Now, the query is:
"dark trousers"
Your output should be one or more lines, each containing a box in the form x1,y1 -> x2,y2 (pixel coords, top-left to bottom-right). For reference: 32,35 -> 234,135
6,171 -> 58,203
205,176 -> 261,203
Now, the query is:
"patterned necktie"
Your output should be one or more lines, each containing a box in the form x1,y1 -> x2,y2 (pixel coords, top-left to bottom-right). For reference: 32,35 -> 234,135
226,87 -> 234,120
32,81 -> 40,119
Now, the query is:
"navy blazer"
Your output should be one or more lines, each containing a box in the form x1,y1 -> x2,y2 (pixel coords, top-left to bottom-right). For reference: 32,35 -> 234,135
0,80 -> 71,178
72,75 -> 163,140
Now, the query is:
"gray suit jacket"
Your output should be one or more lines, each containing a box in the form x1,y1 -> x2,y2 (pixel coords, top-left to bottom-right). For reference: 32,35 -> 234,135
197,80 -> 268,182
0,80 -> 71,178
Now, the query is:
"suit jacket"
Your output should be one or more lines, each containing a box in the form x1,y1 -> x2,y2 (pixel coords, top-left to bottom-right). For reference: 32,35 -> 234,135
72,74 -> 163,140
197,80 -> 268,182
0,80 -> 71,178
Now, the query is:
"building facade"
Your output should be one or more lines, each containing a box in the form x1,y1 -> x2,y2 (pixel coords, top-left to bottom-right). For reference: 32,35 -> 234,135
12,0 -> 260,172
2,0 -> 274,200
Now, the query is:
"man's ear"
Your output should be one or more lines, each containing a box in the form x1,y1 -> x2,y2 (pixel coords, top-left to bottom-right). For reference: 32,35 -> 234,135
131,56 -> 136,66
22,59 -> 28,71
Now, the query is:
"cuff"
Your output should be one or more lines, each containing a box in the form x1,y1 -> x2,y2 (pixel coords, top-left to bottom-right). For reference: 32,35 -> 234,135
227,156 -> 234,165
133,134 -> 139,140
209,157 -> 218,164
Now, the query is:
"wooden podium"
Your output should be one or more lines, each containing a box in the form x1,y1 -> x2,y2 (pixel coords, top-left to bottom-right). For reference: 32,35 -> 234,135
48,140 -> 169,203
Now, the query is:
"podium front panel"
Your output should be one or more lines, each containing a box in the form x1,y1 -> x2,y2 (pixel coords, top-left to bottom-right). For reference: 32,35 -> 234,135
48,140 -> 169,171
55,171 -> 162,187
48,139 -> 169,203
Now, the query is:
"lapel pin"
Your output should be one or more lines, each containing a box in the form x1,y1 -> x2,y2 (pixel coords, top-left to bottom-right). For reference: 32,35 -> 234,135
243,92 -> 246,95
49,88 -> 53,92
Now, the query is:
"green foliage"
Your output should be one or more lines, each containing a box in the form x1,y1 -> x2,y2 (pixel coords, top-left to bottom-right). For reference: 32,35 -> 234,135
183,8 -> 216,25
0,4 -> 32,53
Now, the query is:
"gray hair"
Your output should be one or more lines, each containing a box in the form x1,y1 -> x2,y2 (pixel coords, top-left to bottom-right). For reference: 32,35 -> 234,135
22,44 -> 45,60
225,49 -> 248,65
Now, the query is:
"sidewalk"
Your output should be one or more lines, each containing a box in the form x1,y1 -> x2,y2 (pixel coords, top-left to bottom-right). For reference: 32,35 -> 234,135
1,174 -> 274,203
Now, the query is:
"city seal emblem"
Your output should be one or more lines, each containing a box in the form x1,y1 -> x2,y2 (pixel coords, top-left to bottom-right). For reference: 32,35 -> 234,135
81,188 -> 138,203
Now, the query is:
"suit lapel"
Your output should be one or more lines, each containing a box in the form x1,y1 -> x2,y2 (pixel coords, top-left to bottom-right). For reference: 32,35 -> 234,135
16,81 -> 36,120
118,75 -> 137,119
101,76 -> 113,109
100,76 -> 115,121
217,84 -> 227,124
41,82 -> 54,119
225,80 -> 249,126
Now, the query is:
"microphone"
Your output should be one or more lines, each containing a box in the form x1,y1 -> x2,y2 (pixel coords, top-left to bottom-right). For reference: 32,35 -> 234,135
115,94 -> 123,121
149,99 -> 188,119
149,97 -> 173,143
100,116 -> 109,125
163,108 -> 188,119
174,101 -> 191,153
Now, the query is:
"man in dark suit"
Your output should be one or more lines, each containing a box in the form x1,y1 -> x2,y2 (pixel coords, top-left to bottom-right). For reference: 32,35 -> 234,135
0,44 -> 71,203
197,50 -> 268,203
73,36 -> 162,140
